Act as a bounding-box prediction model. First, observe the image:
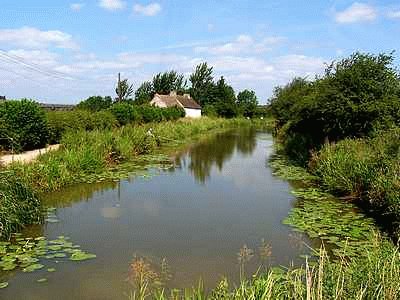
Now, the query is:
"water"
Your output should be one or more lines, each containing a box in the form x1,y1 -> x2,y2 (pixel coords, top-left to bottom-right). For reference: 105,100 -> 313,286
1,129 -> 313,299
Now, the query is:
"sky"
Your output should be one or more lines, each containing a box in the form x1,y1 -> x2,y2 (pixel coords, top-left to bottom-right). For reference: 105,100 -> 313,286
0,0 -> 399,104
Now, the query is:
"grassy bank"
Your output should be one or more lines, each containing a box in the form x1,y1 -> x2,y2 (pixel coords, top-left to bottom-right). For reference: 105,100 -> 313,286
309,128 -> 400,236
126,236 -> 399,300
0,118 -> 259,238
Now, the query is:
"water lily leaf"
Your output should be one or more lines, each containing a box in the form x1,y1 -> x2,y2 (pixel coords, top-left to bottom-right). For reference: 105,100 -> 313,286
0,282 -> 8,289
37,278 -> 47,283
47,268 -> 56,272
70,251 -> 96,261
23,263 -> 44,272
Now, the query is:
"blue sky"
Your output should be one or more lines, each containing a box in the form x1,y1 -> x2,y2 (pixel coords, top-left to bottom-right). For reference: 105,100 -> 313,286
0,0 -> 399,104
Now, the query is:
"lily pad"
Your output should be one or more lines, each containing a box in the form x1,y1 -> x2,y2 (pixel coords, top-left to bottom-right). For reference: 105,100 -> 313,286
0,282 -> 9,289
70,251 -> 96,261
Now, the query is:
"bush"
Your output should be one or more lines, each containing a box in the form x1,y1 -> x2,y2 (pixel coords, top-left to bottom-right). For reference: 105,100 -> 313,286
109,103 -> 139,126
0,99 -> 49,152
76,96 -> 113,111
270,52 -> 400,163
47,110 -> 117,144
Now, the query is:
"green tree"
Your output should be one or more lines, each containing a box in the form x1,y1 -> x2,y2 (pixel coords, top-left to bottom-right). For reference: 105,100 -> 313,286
237,89 -> 258,117
116,78 -> 134,102
213,76 -> 238,118
152,71 -> 186,95
77,96 -> 113,111
134,81 -> 154,105
189,62 -> 215,106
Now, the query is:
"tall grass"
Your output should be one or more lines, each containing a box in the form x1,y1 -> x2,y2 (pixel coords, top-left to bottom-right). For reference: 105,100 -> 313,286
127,236 -> 400,300
7,118 -> 254,193
310,128 -> 400,236
0,172 -> 42,238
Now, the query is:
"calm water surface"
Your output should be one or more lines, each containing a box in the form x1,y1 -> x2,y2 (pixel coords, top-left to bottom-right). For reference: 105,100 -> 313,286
2,129 -> 312,300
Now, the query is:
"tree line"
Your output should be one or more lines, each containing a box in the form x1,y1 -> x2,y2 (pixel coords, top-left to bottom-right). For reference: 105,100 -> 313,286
78,63 -> 262,118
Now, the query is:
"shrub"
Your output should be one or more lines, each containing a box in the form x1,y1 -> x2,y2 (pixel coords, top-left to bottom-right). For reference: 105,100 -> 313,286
110,103 -> 139,125
47,110 -> 117,144
76,96 -> 113,111
0,99 -> 49,152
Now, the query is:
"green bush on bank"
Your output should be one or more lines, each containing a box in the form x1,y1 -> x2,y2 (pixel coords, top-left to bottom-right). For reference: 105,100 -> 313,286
0,99 -> 49,152
310,128 -> 400,233
47,110 -> 117,144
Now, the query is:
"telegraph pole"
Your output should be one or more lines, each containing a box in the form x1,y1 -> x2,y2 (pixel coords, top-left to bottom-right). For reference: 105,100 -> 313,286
117,72 -> 121,102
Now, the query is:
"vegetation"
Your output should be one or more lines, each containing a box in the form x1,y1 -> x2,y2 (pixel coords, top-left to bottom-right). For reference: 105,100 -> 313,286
0,172 -> 42,238
0,99 -> 49,152
269,51 -> 400,238
270,52 -> 400,164
76,95 -> 113,112
126,236 -> 399,299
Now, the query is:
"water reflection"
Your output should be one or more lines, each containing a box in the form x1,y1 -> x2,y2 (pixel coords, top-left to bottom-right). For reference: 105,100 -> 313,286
175,128 -> 258,183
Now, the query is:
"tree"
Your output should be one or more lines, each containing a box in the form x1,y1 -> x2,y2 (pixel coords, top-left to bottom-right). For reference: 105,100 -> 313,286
134,81 -> 154,105
237,90 -> 258,117
116,76 -> 134,102
77,96 -> 113,111
152,71 -> 186,95
213,76 -> 238,118
189,62 -> 215,106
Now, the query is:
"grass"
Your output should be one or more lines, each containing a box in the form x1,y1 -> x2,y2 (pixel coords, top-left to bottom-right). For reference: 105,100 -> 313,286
126,236 -> 400,300
309,128 -> 400,237
7,118 -> 258,192
0,172 -> 42,239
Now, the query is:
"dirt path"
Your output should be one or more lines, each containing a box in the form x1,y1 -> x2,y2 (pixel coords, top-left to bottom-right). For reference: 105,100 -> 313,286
0,144 -> 60,166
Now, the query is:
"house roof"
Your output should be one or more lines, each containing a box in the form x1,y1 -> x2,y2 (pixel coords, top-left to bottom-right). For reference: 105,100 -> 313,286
154,93 -> 201,109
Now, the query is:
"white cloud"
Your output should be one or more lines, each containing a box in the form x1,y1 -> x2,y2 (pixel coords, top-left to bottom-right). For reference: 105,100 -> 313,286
387,10 -> 400,19
133,3 -> 162,16
335,2 -> 377,24
194,34 -> 284,55
70,3 -> 85,11
0,27 -> 79,50
99,0 -> 126,11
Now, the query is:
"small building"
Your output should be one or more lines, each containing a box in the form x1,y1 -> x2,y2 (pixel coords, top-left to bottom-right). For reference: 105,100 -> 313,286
150,91 -> 202,118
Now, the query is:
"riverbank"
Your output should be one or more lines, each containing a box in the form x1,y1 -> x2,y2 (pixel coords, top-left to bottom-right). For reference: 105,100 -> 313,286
0,118 -> 267,239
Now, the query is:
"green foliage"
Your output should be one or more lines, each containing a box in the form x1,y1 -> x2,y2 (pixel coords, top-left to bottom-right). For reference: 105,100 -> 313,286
134,81 -> 154,105
116,78 -> 134,102
310,128 -> 400,235
0,172 -> 42,239
237,89 -> 259,117
152,71 -> 186,95
213,77 -> 238,118
76,96 -> 112,111
189,62 -> 215,106
110,102 -> 139,125
270,52 -> 400,161
0,99 -> 49,152
47,110 -> 117,143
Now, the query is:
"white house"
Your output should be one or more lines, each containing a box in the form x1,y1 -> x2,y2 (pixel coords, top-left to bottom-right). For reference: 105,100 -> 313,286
150,91 -> 202,118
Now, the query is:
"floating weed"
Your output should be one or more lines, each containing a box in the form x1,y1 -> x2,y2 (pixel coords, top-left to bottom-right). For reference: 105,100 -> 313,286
283,197 -> 377,258
269,155 -> 317,182
291,188 -> 332,200
0,282 -> 9,289
0,235 -> 96,276
70,250 -> 96,261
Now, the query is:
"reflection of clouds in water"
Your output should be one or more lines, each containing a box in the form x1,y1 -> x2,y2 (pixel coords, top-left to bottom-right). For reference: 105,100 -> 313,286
143,200 -> 160,217
220,141 -> 273,190
101,207 -> 121,219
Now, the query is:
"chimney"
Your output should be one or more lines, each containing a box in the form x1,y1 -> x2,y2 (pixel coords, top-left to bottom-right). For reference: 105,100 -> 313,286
183,93 -> 190,98
169,91 -> 177,97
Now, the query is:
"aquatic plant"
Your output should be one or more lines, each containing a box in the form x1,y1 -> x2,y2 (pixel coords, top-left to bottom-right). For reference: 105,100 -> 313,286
0,234 -> 96,288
